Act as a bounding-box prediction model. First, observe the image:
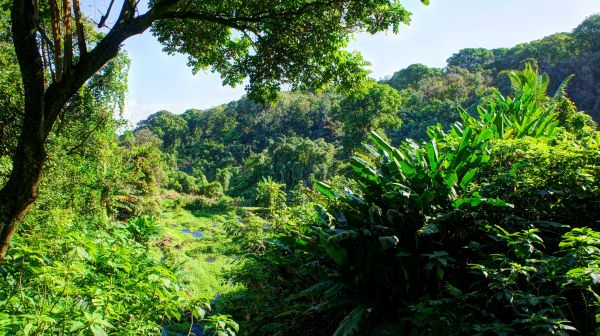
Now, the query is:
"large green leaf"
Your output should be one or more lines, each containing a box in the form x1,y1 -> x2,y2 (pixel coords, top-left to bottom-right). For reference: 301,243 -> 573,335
426,139 -> 439,171
460,168 -> 478,190
332,306 -> 369,336
315,181 -> 336,199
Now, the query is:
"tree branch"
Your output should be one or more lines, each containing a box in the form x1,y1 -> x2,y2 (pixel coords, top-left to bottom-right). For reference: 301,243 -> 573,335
97,0 -> 116,28
44,38 -> 56,80
49,0 -> 63,81
43,10 -> 156,135
157,11 -> 258,32
11,0 -> 45,124
72,0 -> 87,55
41,0 -> 338,136
35,22 -> 54,51
63,0 -> 73,73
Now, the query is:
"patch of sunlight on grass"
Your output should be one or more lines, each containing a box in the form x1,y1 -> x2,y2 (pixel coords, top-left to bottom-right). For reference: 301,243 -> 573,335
156,207 -> 243,303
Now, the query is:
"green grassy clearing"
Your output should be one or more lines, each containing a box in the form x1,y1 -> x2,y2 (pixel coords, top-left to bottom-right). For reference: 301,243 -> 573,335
157,207 -> 243,304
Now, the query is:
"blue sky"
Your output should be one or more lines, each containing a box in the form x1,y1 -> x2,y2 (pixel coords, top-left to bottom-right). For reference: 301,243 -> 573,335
119,0 -> 600,124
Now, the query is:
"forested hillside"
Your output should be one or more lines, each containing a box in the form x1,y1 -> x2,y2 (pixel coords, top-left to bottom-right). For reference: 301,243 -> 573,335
386,13 -> 600,139
136,14 -> 600,201
1,1 -> 599,335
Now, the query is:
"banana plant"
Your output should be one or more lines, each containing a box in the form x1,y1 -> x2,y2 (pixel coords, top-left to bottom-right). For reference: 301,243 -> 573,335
459,92 -> 559,140
458,63 -> 572,141
306,64 -> 574,336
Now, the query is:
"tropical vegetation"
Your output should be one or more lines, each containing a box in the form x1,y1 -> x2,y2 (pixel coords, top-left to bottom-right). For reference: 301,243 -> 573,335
0,1 -> 599,335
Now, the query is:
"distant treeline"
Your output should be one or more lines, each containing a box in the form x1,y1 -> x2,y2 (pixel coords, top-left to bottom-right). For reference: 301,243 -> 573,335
134,14 -> 600,200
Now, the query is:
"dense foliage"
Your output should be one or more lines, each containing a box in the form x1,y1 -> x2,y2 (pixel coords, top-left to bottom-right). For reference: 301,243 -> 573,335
222,63 -> 600,336
137,16 -> 600,205
1,8 -> 600,336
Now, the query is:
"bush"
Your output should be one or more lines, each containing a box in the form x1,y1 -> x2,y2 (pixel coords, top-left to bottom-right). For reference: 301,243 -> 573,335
127,215 -> 160,244
198,181 -> 225,198
184,194 -> 233,213
167,171 -> 198,193
0,218 -> 198,335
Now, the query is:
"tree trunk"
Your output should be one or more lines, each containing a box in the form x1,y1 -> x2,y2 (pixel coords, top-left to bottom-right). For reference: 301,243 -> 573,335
0,0 -> 48,264
0,135 -> 46,264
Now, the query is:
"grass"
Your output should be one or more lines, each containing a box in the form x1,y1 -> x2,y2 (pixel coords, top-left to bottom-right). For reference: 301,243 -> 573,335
157,206 -> 243,303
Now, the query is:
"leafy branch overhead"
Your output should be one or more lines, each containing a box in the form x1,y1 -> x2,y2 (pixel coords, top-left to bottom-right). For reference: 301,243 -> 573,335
20,0 -> 428,105
151,0 -> 428,100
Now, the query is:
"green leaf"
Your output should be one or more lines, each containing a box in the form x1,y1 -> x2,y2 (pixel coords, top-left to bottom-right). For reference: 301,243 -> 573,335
476,128 -> 494,143
458,126 -> 473,152
552,74 -> 574,101
194,307 -> 207,319
322,241 -> 348,266
436,266 -> 444,280
351,157 -> 379,181
379,236 -> 399,249
315,181 -> 336,199
90,324 -> 107,336
419,223 -> 440,236
426,139 -> 439,171
369,131 -> 395,156
23,323 -> 33,336
70,321 -> 85,332
459,168 -> 478,190
399,160 -> 416,176
485,198 -> 514,208
458,106 -> 473,125
333,306 -> 369,336
443,171 -> 458,187
415,190 -> 435,208
362,143 -> 380,158
389,157 -> 405,180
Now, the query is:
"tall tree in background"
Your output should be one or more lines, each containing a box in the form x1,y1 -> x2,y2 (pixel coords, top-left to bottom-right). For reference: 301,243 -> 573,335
573,14 -> 600,52
334,82 -> 402,156
0,0 -> 428,264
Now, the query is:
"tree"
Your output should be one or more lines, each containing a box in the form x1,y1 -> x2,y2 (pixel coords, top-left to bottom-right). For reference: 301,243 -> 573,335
384,63 -> 442,91
334,81 -> 402,156
573,14 -> 600,52
255,176 -> 286,216
387,66 -> 497,141
0,0 -> 429,264
446,48 -> 495,72
230,135 -> 337,198
137,110 -> 188,150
